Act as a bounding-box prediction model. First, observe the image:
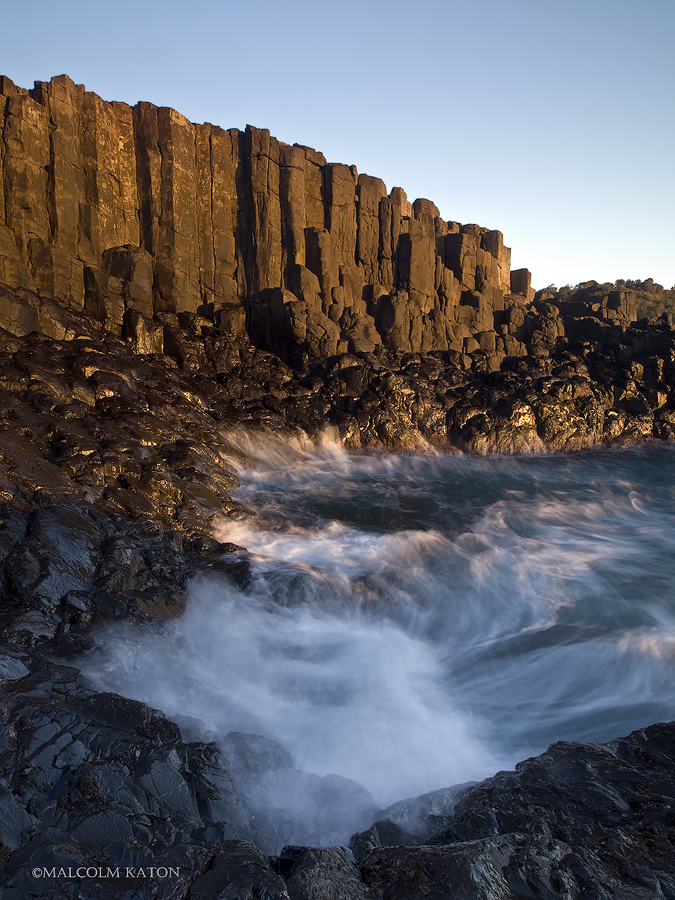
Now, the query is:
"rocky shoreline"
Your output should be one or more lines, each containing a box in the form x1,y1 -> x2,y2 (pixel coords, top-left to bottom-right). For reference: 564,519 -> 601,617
1,72 -> 674,898
0,286 -> 674,899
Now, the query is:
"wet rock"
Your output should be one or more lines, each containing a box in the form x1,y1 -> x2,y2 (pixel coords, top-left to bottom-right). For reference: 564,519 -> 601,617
0,493 -> 251,654
5,504 -> 101,612
6,273 -> 672,455
223,732 -> 295,781
0,650 -> 29,682
281,846 -> 368,900
362,839 -> 516,900
349,819 -> 419,864
189,840 -> 289,900
409,722 -> 675,899
349,782 -> 473,860
344,724 -> 673,898
0,662 -> 258,892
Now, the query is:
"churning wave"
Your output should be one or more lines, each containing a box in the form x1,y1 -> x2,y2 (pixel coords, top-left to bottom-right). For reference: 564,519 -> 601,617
84,434 -> 675,815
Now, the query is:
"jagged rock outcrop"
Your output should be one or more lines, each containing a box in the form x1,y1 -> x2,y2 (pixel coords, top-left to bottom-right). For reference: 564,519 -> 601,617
350,721 -> 675,900
1,72 -> 544,367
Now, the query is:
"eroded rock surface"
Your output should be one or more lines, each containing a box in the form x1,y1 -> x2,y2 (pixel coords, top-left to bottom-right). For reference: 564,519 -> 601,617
354,722 -> 675,899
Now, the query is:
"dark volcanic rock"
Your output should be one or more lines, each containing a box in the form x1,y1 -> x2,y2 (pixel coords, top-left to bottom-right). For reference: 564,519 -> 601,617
189,840 -> 290,899
4,667 -> 673,899
0,655 -> 267,895
280,846 -> 368,899
357,722 -> 675,899
0,496 -> 249,655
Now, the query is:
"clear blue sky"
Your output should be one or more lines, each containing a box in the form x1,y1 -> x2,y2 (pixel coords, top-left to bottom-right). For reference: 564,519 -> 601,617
2,0 -> 673,289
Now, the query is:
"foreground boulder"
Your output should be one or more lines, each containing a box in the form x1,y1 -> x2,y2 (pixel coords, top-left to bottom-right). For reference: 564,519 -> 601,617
355,721 -> 675,899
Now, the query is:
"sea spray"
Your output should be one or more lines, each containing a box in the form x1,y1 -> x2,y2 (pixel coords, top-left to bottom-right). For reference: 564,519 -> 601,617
83,435 -> 675,843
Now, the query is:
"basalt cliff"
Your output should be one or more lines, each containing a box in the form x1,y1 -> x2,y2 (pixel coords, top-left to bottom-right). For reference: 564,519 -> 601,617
2,74 -> 675,453
2,71 -> 532,362
1,74 -> 675,900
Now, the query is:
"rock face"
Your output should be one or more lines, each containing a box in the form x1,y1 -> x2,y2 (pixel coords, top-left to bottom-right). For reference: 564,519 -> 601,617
3,73 -> 674,453
0,72 -> 552,367
353,721 -> 675,900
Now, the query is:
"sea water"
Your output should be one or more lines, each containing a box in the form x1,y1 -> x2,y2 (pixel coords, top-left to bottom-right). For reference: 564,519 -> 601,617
84,434 -> 675,815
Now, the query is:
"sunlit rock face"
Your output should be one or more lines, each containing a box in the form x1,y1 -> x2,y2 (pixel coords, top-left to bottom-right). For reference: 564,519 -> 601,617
0,73 -> 512,363
2,72 -> 672,457
0,72 -> 640,371
1,72 -> 674,456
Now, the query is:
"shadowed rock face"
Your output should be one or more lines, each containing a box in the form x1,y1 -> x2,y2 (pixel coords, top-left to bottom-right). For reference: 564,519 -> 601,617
353,722 -> 675,900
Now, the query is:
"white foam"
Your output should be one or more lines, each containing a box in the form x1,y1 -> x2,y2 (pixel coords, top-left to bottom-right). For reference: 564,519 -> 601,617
83,438 -> 675,825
